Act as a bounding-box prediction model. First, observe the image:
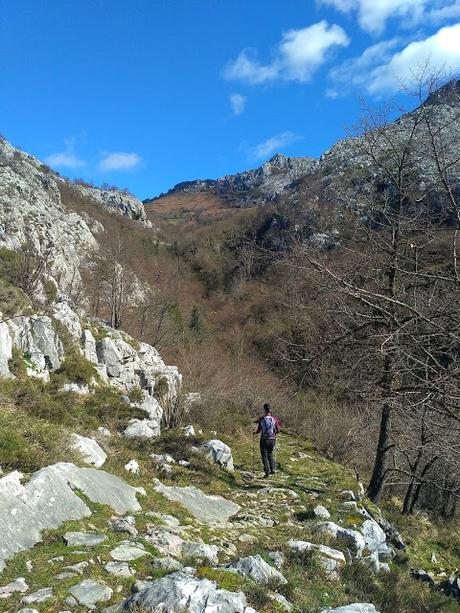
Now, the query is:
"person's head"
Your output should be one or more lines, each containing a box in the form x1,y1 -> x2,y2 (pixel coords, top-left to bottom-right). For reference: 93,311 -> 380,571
263,403 -> 272,414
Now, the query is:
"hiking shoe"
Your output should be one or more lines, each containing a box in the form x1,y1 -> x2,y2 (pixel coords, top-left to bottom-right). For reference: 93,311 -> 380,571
263,474 -> 270,479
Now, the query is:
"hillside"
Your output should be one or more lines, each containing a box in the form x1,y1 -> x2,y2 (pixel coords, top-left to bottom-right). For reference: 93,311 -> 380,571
0,77 -> 459,613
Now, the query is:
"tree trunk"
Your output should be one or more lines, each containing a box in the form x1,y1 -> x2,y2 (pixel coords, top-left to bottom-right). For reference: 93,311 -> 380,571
367,403 -> 392,502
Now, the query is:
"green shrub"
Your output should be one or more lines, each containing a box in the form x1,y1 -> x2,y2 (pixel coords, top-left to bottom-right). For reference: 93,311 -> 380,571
42,278 -> 57,303
0,409 -> 70,472
7,347 -> 27,377
196,567 -> 245,591
54,354 -> 97,386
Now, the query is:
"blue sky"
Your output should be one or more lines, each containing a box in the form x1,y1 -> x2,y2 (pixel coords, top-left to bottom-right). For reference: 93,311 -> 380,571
1,1 -> 459,199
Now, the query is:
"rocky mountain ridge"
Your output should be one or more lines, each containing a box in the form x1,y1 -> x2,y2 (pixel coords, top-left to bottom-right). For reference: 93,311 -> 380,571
147,153 -> 318,207
148,79 -> 460,218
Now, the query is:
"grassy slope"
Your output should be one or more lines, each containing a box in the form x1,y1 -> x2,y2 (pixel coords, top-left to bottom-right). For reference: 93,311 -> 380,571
0,408 -> 458,612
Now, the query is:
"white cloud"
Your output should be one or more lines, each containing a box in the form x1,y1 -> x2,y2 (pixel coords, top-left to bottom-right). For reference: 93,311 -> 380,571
250,131 -> 301,160
223,21 -> 349,85
329,38 -> 400,95
99,152 -> 142,171
45,139 -> 85,169
368,23 -> 460,93
320,0 -> 460,34
230,93 -> 247,115
329,23 -> 460,95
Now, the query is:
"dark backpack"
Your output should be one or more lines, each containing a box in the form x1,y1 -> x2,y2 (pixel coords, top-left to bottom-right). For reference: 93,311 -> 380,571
261,415 -> 276,437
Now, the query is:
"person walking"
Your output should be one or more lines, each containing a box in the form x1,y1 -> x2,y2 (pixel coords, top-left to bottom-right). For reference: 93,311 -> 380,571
253,403 -> 281,478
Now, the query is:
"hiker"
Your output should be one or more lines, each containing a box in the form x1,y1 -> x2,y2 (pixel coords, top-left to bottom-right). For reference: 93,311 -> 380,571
253,403 -> 281,478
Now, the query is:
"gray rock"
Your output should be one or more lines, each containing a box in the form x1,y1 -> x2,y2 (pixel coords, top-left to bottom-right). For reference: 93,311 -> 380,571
108,515 -> 138,537
321,605 -> 380,613
70,434 -> 107,467
144,528 -> 185,557
361,519 -> 391,556
314,505 -> 331,518
0,577 -> 29,598
55,572 -> 78,580
105,561 -> 136,578
288,540 -> 346,564
21,587 -> 53,604
316,521 -> 365,558
64,531 -> 106,546
107,570 -> 252,612
201,439 -> 234,471
110,542 -> 150,561
123,420 -> 158,439
17,609 -> 39,613
155,483 -> 240,524
61,382 -> 90,395
69,579 -> 113,607
64,561 -> 89,574
151,557 -> 184,571
181,541 -> 220,564
0,462 -> 141,570
268,551 -> 285,570
64,596 -> 78,607
225,554 -> 287,585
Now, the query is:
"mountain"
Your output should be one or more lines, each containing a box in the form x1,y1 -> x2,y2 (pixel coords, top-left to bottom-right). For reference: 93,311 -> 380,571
0,80 -> 459,612
146,79 -> 460,240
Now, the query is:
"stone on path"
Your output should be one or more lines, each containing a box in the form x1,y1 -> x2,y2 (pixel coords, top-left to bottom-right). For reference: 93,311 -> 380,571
154,482 -> 240,524
69,579 -> 113,607
21,587 -> 53,605
225,554 -> 287,585
105,561 -> 136,578
64,531 -> 106,546
71,433 -> 107,467
0,577 -> 29,598
110,542 -> 150,561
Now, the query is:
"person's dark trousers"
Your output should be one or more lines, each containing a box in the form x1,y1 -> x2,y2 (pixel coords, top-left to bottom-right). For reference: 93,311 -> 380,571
260,438 -> 276,476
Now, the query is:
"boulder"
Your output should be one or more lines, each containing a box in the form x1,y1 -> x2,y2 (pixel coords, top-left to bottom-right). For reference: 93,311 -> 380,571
70,434 -> 107,467
201,439 -> 234,471
124,420 -> 158,439
106,570 -> 253,612
316,521 -> 365,558
225,554 -> 287,585
361,519 -> 391,556
314,505 -> 331,519
0,463 -> 141,570
69,579 -> 113,607
154,483 -> 240,524
181,541 -> 220,564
